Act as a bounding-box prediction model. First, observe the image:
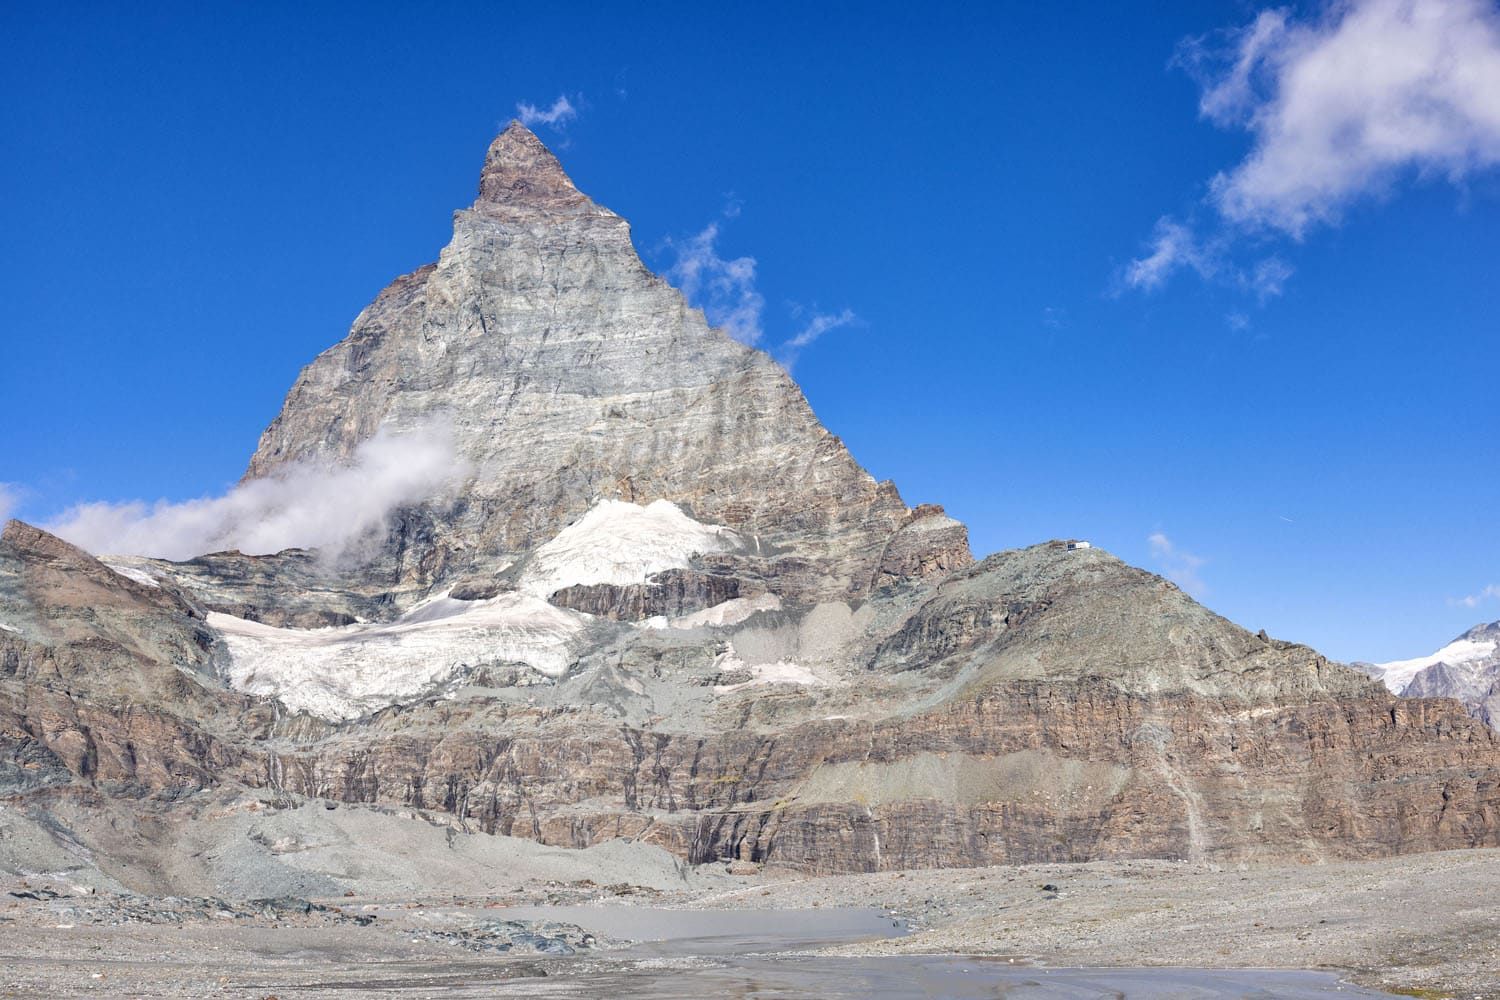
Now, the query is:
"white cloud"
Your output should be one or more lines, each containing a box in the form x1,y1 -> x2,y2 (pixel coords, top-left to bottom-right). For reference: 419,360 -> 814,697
1128,0 -> 1500,294
1124,216 -> 1218,291
779,308 -> 858,370
1246,256 -> 1293,300
45,424 -> 467,562
1186,9 -> 1293,127
1125,220 -> 1295,301
664,221 -> 765,345
1187,0 -> 1500,236
785,308 -> 858,350
665,212 -> 856,362
515,95 -> 578,130
1148,531 -> 1208,597
1454,583 -> 1500,609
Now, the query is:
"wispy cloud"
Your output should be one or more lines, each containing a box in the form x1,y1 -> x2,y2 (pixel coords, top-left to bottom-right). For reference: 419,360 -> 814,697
664,209 -> 857,363
1123,218 -> 1295,299
1454,584 -> 1500,610
45,424 -> 468,562
516,95 -> 579,130
1124,216 -> 1218,291
1148,531 -> 1208,597
1244,256 -> 1293,301
1127,0 -> 1500,294
664,219 -> 765,346
779,308 -> 858,370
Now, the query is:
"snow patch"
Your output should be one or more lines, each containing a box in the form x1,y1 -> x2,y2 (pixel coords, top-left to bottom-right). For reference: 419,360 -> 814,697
519,499 -> 739,597
1373,637 -> 1499,694
102,562 -> 160,588
210,591 -> 588,721
642,593 -> 782,631
712,643 -> 826,694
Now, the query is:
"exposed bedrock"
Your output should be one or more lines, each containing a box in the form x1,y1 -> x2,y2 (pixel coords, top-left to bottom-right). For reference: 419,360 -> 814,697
238,123 -> 967,608
872,504 -> 973,589
8,517 -> 1500,875
248,686 -> 1497,874
547,569 -> 750,621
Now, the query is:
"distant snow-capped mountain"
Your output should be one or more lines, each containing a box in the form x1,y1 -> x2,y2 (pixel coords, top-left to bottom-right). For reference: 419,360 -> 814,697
1359,622 -> 1500,728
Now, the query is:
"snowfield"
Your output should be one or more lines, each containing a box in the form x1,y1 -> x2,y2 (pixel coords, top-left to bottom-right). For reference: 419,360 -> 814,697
642,593 -> 783,631
519,499 -> 739,597
1372,635 -> 1499,694
210,499 -> 750,720
102,561 -> 160,588
711,642 -> 827,693
210,592 -> 588,721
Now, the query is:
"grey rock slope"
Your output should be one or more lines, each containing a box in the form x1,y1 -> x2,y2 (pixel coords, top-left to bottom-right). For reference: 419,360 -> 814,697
242,122 -> 970,610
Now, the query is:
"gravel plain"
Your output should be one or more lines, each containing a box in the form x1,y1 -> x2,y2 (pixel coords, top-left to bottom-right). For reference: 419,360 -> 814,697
4,795 -> 1498,998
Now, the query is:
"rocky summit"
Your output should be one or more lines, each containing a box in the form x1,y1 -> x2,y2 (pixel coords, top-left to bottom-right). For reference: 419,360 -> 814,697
2,124 -> 1499,890
242,121 -> 969,611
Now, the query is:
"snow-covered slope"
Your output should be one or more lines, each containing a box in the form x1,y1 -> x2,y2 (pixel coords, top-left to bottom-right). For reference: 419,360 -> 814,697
210,592 -> 588,720
643,593 -> 782,631
207,499 -> 747,721
518,499 -> 739,597
1369,630 -> 1499,694
710,641 -> 829,693
102,561 -> 160,588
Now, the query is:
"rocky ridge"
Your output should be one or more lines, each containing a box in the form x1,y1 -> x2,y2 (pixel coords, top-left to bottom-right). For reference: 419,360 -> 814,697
2,123 -> 1499,889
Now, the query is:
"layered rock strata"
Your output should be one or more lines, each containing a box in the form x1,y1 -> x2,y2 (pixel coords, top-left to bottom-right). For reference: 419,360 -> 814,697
3,125 -> 1499,887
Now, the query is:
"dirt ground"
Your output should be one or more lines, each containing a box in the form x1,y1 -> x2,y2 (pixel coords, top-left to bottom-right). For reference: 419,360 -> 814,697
4,793 -> 1498,999
724,848 -> 1500,998
2,849 -> 1497,997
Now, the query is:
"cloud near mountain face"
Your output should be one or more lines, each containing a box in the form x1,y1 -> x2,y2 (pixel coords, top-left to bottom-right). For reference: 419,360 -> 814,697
664,220 -> 765,346
515,95 -> 578,129
46,423 -> 468,561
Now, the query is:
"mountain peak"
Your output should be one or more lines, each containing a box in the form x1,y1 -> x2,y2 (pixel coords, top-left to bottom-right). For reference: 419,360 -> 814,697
476,120 -> 591,212
1460,620 -> 1500,642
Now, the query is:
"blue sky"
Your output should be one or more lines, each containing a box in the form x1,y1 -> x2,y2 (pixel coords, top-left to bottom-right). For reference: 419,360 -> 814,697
2,1 -> 1497,662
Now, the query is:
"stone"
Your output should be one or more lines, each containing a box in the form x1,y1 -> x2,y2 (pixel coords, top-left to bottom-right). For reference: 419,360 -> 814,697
1,125 -> 1498,887
241,122 -> 966,609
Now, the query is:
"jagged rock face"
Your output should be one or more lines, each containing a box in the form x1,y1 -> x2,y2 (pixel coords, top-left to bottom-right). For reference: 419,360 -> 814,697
0,521 -> 218,678
548,569 -> 751,621
0,521 -> 257,800
243,122 -> 965,604
264,685 -> 1500,873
